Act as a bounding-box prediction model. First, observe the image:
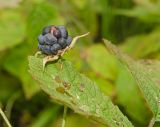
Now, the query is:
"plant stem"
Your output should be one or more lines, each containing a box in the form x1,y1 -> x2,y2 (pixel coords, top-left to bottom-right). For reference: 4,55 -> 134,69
148,118 -> 155,127
61,106 -> 68,127
0,108 -> 12,127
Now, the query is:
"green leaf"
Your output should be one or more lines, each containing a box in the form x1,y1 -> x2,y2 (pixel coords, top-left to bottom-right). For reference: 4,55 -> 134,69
120,30 -> 160,59
116,67 -> 151,125
137,60 -> 160,88
28,56 -> 133,127
85,44 -> 117,96
86,44 -> 117,81
3,44 -> 40,99
59,113 -> 105,127
116,6 -> 160,23
103,39 -> 160,122
116,1 -> 160,23
86,71 -> 114,96
0,9 -> 25,52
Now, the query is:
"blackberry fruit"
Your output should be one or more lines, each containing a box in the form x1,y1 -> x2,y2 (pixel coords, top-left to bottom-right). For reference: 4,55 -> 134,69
44,33 -> 57,45
58,38 -> 67,49
42,26 -> 52,35
57,26 -> 68,39
53,29 -> 61,38
51,43 -> 61,55
38,45 -> 52,55
66,36 -> 72,46
38,25 -> 72,55
38,35 -> 45,44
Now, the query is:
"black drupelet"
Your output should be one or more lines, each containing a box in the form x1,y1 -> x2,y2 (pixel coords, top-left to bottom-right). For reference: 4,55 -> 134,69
37,25 -> 72,55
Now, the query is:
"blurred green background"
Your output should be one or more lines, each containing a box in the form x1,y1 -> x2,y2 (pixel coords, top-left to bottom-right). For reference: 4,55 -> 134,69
0,0 -> 160,127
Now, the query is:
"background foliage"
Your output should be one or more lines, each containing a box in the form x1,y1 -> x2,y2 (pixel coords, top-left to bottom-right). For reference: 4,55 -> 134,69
0,0 -> 160,127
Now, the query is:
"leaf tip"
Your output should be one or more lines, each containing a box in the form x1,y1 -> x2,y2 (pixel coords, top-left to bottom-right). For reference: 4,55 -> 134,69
102,39 -> 116,55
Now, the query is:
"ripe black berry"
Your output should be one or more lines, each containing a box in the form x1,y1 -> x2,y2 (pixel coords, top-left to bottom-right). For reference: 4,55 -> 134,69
51,43 -> 61,55
44,33 -> 57,45
38,25 -> 72,55
57,26 -> 68,39
42,26 -> 52,35
38,45 -> 51,55
38,44 -> 43,50
53,29 -> 61,38
38,35 -> 45,44
66,36 -> 72,46
58,38 -> 67,49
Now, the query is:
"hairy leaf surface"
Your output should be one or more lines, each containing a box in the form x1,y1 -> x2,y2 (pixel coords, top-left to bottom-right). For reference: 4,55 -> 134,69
28,56 -> 133,127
